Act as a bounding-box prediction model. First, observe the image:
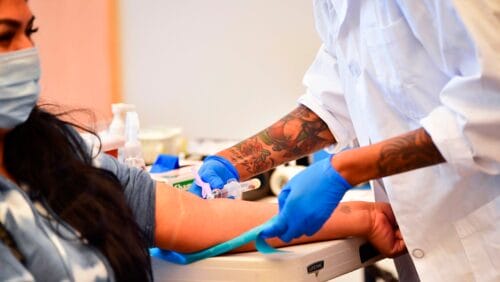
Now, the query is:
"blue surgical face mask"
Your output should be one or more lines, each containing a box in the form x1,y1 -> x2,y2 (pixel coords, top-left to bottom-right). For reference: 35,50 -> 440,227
0,47 -> 41,129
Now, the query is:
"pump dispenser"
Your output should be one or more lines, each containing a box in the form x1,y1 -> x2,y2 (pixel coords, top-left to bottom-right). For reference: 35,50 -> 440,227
119,111 -> 145,169
108,103 -> 136,138
97,103 -> 136,158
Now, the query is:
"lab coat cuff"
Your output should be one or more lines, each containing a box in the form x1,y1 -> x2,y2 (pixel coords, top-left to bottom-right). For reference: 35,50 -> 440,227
298,92 -> 353,153
420,107 -> 475,171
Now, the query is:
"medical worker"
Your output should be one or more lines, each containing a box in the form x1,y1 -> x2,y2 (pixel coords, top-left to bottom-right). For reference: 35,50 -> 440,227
0,0 -> 406,280
192,1 -> 500,281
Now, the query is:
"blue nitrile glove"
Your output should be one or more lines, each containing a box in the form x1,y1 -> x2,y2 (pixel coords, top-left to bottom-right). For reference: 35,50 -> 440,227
188,155 -> 240,197
149,154 -> 179,173
260,155 -> 352,242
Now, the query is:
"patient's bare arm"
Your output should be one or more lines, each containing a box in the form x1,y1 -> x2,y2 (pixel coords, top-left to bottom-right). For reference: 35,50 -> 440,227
154,182 -> 405,258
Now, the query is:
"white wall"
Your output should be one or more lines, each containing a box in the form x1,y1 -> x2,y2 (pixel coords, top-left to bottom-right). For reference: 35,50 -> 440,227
120,1 -> 320,140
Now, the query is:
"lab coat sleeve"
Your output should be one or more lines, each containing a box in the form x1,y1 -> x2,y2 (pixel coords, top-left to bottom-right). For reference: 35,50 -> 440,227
94,154 -> 156,247
298,44 -> 357,152
399,0 -> 500,174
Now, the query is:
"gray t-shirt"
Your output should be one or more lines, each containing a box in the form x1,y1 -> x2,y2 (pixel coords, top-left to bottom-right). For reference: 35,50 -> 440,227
0,153 -> 156,281
94,153 -> 156,246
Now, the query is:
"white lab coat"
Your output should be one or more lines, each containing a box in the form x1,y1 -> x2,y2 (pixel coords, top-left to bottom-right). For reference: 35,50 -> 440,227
299,0 -> 500,281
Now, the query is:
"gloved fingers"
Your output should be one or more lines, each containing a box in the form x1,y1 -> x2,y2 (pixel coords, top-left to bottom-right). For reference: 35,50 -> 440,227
187,183 -> 203,197
260,216 -> 288,240
277,186 -> 291,210
196,163 -> 209,175
201,170 -> 226,189
203,155 -> 240,181
269,206 -> 302,242
279,229 -> 299,243
279,217 -> 307,243
303,204 -> 336,236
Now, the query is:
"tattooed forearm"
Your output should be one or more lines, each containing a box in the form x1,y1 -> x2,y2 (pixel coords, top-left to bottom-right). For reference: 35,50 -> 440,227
220,105 -> 335,178
377,128 -> 445,176
226,136 -> 276,175
260,105 -> 334,158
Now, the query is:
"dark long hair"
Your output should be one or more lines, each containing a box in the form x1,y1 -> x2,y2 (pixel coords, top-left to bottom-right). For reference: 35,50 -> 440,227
4,105 -> 152,281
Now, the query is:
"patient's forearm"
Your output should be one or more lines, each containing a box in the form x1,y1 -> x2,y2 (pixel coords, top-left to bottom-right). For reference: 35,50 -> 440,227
245,201 -> 374,252
155,182 -> 372,253
155,182 -> 277,252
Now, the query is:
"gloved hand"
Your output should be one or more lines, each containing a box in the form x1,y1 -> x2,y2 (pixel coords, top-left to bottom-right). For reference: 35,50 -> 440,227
260,155 -> 352,242
188,155 -> 240,198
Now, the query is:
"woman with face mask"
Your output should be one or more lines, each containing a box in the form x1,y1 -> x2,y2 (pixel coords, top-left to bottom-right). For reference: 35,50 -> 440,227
0,1 -> 405,281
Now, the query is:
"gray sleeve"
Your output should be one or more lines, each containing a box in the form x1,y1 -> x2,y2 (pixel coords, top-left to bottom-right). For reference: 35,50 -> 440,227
93,154 -> 156,247
0,242 -> 35,281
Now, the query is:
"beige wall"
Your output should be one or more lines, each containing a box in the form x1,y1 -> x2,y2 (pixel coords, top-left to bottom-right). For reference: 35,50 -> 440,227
28,1 -> 320,138
30,1 -> 119,125
121,0 -> 320,140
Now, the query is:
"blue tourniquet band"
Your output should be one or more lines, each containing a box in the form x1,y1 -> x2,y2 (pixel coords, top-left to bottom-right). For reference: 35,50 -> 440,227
150,216 -> 283,264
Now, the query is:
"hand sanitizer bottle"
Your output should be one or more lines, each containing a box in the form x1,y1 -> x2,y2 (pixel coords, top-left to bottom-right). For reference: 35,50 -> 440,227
102,103 -> 136,157
108,103 -> 136,137
119,111 -> 145,169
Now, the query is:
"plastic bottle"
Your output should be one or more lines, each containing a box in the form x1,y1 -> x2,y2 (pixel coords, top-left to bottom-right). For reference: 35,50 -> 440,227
100,103 -> 136,157
108,103 -> 136,138
119,111 -> 145,169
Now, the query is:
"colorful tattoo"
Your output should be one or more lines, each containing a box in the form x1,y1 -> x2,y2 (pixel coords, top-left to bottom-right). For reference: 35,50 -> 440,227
223,106 -> 335,176
230,137 -> 275,174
